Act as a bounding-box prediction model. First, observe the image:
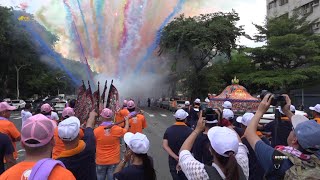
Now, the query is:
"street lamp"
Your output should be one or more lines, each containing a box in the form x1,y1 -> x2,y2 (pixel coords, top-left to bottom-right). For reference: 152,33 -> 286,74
56,76 -> 66,96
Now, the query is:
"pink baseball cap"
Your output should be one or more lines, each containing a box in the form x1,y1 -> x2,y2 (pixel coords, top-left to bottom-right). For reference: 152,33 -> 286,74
127,100 -> 135,109
41,103 -> 52,113
21,114 -> 55,147
0,102 -> 17,112
100,108 -> 113,119
62,107 -> 75,118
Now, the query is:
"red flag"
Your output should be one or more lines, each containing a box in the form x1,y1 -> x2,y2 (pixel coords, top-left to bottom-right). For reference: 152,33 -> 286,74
74,81 -> 86,121
101,80 -> 108,107
106,80 -> 120,113
82,81 -> 94,122
92,82 -> 100,112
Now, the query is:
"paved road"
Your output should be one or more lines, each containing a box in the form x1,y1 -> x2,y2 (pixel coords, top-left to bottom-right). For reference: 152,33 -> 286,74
10,106 -> 175,180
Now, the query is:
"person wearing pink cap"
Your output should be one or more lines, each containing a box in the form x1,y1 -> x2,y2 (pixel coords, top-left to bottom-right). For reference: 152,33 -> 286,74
115,100 -> 130,128
41,103 -> 59,122
0,114 -> 75,180
127,100 -> 147,134
94,108 -> 129,180
0,102 -> 20,161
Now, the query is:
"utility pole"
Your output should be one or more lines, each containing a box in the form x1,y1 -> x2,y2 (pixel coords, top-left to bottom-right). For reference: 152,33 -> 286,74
14,64 -> 28,99
56,76 -> 66,96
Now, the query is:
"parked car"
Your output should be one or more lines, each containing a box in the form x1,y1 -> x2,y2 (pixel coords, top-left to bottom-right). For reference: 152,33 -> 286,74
260,106 -> 308,124
53,101 -> 66,117
11,100 -> 26,110
3,98 -> 11,104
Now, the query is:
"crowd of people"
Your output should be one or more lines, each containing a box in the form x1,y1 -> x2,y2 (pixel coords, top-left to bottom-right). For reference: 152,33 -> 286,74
0,94 -> 320,180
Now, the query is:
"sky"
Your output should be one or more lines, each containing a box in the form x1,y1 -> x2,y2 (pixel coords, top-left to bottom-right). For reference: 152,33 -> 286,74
0,0 -> 266,76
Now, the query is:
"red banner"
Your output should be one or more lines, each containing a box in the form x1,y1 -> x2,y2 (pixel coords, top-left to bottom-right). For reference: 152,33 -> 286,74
106,80 -> 120,113
74,81 -> 86,122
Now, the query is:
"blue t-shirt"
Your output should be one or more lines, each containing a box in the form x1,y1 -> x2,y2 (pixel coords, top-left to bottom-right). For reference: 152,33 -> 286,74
57,128 -> 96,180
163,123 -> 192,167
192,133 -> 213,166
0,133 -> 14,175
114,165 -> 144,180
264,120 -> 292,147
255,140 -> 293,180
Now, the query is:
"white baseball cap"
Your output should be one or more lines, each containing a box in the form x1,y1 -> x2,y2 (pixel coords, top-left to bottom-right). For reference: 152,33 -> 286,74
124,132 -> 150,154
194,98 -> 201,104
278,105 -> 296,115
58,116 -> 80,141
174,109 -> 189,120
236,113 -> 254,126
205,98 -> 210,103
208,126 -> 239,157
222,101 -> 232,109
223,109 -> 234,120
309,104 -> 320,113
185,101 -> 190,106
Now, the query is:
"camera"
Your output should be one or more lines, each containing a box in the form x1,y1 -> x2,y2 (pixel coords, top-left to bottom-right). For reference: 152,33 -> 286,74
260,90 -> 286,107
202,107 -> 218,120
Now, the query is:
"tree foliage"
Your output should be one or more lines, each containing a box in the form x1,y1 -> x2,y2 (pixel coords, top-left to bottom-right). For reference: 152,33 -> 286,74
160,11 -> 244,98
0,6 -> 92,99
244,15 -> 320,92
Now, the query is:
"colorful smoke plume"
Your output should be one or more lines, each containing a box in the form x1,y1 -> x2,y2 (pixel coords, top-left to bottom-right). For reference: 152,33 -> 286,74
4,0 -> 223,80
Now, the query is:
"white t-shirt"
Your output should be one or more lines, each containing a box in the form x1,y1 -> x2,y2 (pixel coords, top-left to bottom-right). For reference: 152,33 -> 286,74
21,110 -> 32,126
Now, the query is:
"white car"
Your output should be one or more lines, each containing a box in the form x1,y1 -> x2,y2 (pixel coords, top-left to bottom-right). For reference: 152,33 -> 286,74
260,106 -> 307,124
11,100 -> 26,110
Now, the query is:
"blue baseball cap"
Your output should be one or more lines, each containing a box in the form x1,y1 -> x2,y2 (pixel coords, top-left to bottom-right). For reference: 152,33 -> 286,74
293,115 -> 320,152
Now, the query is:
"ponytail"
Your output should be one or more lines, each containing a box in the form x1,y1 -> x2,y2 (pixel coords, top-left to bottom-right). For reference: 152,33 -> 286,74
215,151 -> 240,180
136,153 -> 156,180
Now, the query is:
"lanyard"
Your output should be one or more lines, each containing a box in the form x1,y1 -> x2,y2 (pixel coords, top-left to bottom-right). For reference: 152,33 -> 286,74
100,122 -> 113,126
0,116 -> 8,120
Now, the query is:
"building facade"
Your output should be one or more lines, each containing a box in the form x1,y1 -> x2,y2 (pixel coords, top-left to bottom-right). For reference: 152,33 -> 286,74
266,0 -> 320,33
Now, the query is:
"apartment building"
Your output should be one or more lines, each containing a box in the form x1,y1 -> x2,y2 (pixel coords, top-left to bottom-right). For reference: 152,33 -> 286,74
266,0 -> 320,33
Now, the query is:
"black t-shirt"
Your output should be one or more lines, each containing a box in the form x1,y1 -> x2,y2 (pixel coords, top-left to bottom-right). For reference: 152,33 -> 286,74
114,165 -> 144,180
57,128 -> 96,180
0,133 -> 14,175
186,108 -> 199,128
264,120 -> 292,147
163,124 -> 192,166
192,133 -> 213,166
242,137 -> 269,180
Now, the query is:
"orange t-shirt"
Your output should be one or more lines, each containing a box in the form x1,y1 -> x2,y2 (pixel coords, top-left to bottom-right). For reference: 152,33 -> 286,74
128,114 -> 147,133
314,118 -> 320,124
94,125 -> 127,165
0,119 -> 21,159
115,109 -> 129,127
52,128 -> 84,159
0,161 -> 75,180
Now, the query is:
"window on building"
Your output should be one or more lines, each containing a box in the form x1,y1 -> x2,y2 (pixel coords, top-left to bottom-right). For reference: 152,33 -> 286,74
279,0 -> 288,6
301,3 -> 312,15
312,22 -> 320,31
268,0 -> 277,9
312,0 -> 319,6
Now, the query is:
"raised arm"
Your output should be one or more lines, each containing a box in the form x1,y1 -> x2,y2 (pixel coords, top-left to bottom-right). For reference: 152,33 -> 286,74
244,94 -> 272,150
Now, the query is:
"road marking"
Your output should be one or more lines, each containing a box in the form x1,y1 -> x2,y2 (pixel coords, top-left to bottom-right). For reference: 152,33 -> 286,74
13,117 -> 21,120
149,114 -> 155,117
160,114 -> 167,117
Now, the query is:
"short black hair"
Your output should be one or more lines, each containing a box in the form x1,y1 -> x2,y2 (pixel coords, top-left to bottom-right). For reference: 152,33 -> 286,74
25,103 -> 32,109
69,99 -> 76,108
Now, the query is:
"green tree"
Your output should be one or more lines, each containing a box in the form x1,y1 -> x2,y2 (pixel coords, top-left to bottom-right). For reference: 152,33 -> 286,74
160,11 -> 244,98
244,15 -> 320,92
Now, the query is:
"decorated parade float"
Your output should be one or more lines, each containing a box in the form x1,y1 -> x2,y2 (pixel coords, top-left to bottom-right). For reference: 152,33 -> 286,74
209,77 -> 260,113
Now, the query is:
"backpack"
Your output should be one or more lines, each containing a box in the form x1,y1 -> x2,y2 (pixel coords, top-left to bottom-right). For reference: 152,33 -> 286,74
280,151 -> 320,180
29,158 -> 65,180
204,164 -> 246,180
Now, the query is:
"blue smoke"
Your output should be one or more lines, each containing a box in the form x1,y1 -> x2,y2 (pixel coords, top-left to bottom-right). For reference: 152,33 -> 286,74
134,0 -> 186,73
22,21 -> 81,85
